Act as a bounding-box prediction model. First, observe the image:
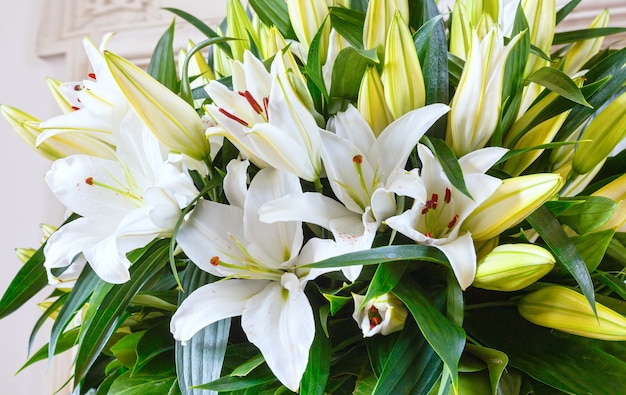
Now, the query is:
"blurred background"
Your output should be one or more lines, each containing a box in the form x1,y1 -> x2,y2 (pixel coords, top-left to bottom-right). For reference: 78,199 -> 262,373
0,0 -> 622,394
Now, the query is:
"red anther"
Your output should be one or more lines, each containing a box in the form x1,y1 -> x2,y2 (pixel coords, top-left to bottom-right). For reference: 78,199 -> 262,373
444,188 -> 451,204
73,84 -> 82,91
71,106 -> 80,111
368,305 -> 382,329
353,154 -> 363,164
421,206 -> 430,215
239,91 -> 264,114
447,214 -> 459,229
88,73 -> 96,80
431,193 -> 439,203
218,108 -> 249,126
85,177 -> 94,185
425,232 -> 433,238
210,256 -> 220,266
263,97 -> 269,116
369,316 -> 382,329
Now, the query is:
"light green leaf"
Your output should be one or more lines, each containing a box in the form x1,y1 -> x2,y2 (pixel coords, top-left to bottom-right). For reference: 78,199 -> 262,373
556,0 -> 583,25
553,27 -> 626,45
422,137 -> 472,200
231,355 -> 265,377
109,370 -> 177,395
556,196 -> 616,234
393,279 -> 465,392
323,294 -> 352,316
192,365 -> 276,391
464,344 -> 509,395
571,229 -> 615,272
248,0 -> 297,40
329,46 -> 379,111
28,291 -> 67,356
111,331 -> 145,369
597,271 -> 626,301
526,206 -> 596,311
528,67 -> 592,108
300,304 -> 331,395
147,19 -> 179,93
329,6 -> 365,49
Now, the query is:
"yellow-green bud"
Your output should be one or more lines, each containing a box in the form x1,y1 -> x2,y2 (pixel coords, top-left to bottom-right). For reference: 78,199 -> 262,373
519,285 -> 626,341
287,0 -> 330,58
561,10 -> 609,76
45,78 -> 73,114
381,11 -> 425,120
463,173 -> 564,240
226,0 -> 261,61
352,293 -> 408,337
591,173 -> 626,232
15,248 -> 36,264
357,66 -> 394,136
573,91 -> 626,175
473,244 -> 555,291
521,0 -> 555,77
363,0 -> 409,50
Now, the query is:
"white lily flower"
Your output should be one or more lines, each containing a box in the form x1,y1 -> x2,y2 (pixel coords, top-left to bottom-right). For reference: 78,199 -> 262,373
43,114 -> 199,284
171,160 -> 339,392
205,50 -> 323,182
385,145 -> 506,289
260,104 -> 449,281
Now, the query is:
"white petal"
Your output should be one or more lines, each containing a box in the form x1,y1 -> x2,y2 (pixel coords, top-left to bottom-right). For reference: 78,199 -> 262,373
83,234 -> 132,284
242,279 -> 314,392
46,155 -> 137,218
171,279 -> 269,342
223,159 -> 250,209
385,209 -> 429,243
115,205 -> 161,253
435,232 -> 477,290
372,103 -> 449,177
332,105 -> 376,155
459,146 -> 507,174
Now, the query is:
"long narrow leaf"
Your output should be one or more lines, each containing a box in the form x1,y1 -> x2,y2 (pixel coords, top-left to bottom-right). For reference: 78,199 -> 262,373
19,327 -> 80,373
329,7 -> 365,49
162,8 -> 233,57
148,19 -> 179,93
422,137 -> 472,199
306,245 -> 448,269
362,262 -> 408,308
176,264 -> 230,395
526,206 -> 596,311
528,67 -> 591,108
556,0 -> 582,25
393,279 -> 465,392
74,239 -> 170,383
248,0 -> 297,40
28,292 -> 68,355
553,27 -> 626,45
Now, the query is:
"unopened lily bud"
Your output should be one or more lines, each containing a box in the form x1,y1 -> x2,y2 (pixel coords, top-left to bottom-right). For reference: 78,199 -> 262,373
212,26 -> 232,78
381,11 -> 425,120
15,248 -> 36,264
522,0 -> 555,77
287,0 -> 330,57
352,293 -> 408,337
519,285 -> 626,341
363,0 -> 409,50
592,173 -> 626,232
464,173 -> 564,240
561,10 -> 609,75
226,0 -> 260,61
45,78 -> 74,114
104,51 -> 211,161
449,0 -> 471,59
573,91 -> 626,175
40,224 -> 57,240
357,67 -> 394,136
556,160 -> 605,198
473,244 -> 555,291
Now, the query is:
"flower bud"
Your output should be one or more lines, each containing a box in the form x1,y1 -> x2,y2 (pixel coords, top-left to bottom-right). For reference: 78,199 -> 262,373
381,11 -> 425,120
45,78 -> 74,114
287,0 -> 330,57
352,293 -> 408,337
522,0 -> 555,77
212,26 -> 232,78
40,223 -> 58,240
519,285 -> 626,341
463,173 -> 564,240
473,244 -> 555,291
15,248 -> 36,264
226,0 -> 260,61
591,173 -> 626,232
357,67 -> 394,136
561,10 -> 609,76
573,91 -> 626,175
449,0 -> 471,60
104,51 -> 211,161
363,0 -> 409,50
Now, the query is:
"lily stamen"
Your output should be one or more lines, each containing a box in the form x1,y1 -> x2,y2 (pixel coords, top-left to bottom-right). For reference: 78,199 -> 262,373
83,176 -> 142,202
219,108 -> 249,127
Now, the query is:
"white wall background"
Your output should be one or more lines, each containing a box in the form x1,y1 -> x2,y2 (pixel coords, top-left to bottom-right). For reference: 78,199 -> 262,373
0,0 -> 67,393
0,1 -> 622,394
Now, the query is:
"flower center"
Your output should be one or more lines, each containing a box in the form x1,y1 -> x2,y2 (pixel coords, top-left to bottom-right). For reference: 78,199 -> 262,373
368,305 -> 383,329
420,187 -> 460,239
217,90 -> 269,127
83,176 -> 142,203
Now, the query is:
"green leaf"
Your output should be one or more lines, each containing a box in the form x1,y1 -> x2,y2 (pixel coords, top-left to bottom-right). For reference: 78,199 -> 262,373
306,244 -> 448,269
175,264 -> 230,395
304,17 -> 330,101
329,46 -> 379,107
192,364 -> 277,391
526,206 -> 596,311
74,239 -> 170,384
323,294 -> 352,315
553,27 -> 626,45
465,307 -> 626,394
571,229 -> 616,272
147,19 -> 179,93
300,302 -> 331,395
371,318 -> 443,395
329,6 -> 365,49
556,0 -> 582,25
49,264 -> 100,360
135,321 -> 175,373
393,279 -> 465,391
422,137 -> 472,200
556,196 -> 616,234
162,8 -> 233,57
28,292 -> 68,355
18,327 -> 80,373
109,369 -> 177,395
0,241 -> 48,319
597,271 -> 626,300
464,344 -> 509,395
248,0 -> 297,40
528,67 -> 592,108
111,331 -> 145,369
362,262 -> 408,308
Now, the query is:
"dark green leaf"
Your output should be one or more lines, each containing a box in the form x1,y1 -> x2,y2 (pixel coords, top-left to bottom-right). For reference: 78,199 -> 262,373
176,264 -> 230,395
304,17 -> 330,101
362,262 -> 408,308
323,294 -> 352,315
329,6 -> 365,49
109,369 -> 177,395
422,137 -> 472,199
553,27 -> 626,45
49,264 -> 100,360
306,244 -> 448,269
393,279 -> 465,391
0,242 -> 48,319
571,229 -> 616,272
528,67 -> 591,107
28,292 -> 67,355
147,20 -> 179,93
465,307 -> 626,394
135,321 -> 175,373
111,331 -> 144,369
447,53 -> 464,88
162,8 -> 233,57
329,46 -> 379,105
19,327 -> 80,373
300,303 -> 331,395
74,239 -> 170,383
248,0 -> 297,40
526,206 -> 596,311
464,344 -> 509,395
556,0 -> 583,25
192,364 -> 276,391
556,196 -> 616,234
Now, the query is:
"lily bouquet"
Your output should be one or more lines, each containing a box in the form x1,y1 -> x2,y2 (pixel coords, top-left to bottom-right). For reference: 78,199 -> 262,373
2,0 -> 626,393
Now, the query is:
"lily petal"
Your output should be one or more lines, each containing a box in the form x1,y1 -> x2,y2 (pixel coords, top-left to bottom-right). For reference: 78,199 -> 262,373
435,232 -> 477,290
